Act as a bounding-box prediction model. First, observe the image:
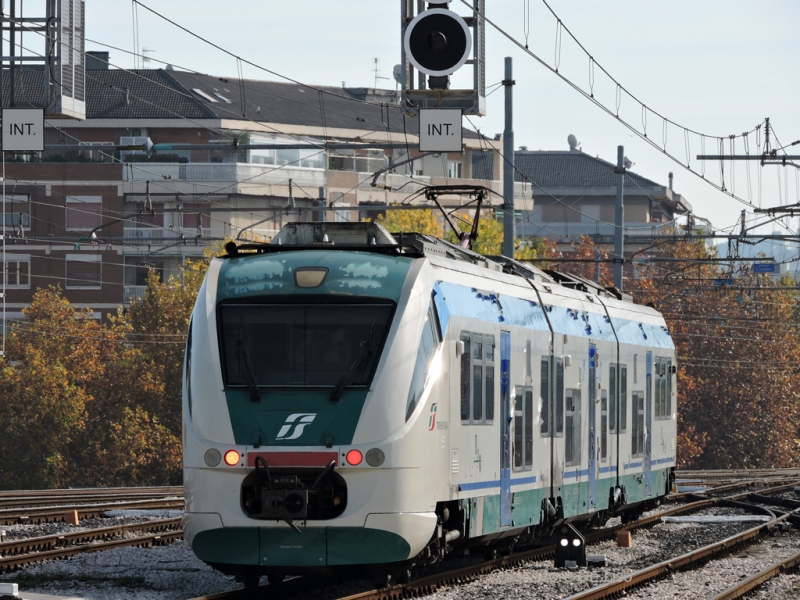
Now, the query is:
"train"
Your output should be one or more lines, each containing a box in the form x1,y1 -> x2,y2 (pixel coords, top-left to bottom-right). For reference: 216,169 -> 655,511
182,221 -> 676,588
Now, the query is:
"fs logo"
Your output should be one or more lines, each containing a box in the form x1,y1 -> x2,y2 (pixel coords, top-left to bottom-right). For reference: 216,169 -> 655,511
276,413 -> 317,440
428,403 -> 438,431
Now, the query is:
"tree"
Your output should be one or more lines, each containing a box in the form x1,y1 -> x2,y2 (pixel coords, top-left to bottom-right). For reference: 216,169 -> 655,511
633,240 -> 800,468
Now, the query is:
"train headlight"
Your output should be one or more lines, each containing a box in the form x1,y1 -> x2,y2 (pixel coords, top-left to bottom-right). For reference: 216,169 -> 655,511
223,450 -> 240,466
560,539 -> 569,547
294,267 -> 328,288
204,448 -> 221,467
345,449 -> 363,466
365,448 -> 385,467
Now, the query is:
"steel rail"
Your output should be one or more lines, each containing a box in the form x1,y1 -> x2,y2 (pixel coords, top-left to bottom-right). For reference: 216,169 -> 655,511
0,498 -> 184,525
0,517 -> 182,557
0,492 -> 184,510
709,548 -> 800,600
668,478 -> 800,502
562,498 -> 800,600
0,486 -> 183,499
0,530 -> 184,571
677,468 -> 800,479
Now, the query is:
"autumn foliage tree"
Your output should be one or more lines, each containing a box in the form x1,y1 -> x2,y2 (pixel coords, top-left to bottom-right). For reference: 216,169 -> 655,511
376,207 -> 554,260
634,239 -> 800,468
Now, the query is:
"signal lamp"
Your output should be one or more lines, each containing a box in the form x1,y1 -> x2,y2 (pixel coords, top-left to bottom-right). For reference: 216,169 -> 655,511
365,448 -> 385,467
345,449 -> 363,466
223,450 -> 240,466
204,448 -> 221,467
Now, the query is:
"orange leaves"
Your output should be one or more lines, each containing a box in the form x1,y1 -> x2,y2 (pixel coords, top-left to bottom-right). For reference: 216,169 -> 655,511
0,283 -> 189,489
634,239 -> 800,469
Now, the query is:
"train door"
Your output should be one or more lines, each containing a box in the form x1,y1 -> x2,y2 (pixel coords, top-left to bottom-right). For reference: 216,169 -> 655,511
499,331 -> 512,527
645,352 -> 653,496
587,344 -> 597,511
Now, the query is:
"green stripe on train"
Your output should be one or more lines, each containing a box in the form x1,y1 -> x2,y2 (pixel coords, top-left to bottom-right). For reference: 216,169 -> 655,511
217,250 -> 413,445
193,526 -> 411,566
216,250 -> 413,302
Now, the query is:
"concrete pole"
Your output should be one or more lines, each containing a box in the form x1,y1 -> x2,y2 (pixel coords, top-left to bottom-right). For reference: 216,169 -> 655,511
614,145 -> 625,290
502,57 -> 515,258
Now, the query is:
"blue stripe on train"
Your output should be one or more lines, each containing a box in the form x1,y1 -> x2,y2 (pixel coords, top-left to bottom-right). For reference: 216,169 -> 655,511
458,475 -> 538,491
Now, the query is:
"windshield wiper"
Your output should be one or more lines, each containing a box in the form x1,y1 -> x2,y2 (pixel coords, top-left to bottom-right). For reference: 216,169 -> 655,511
329,322 -> 375,403
236,328 -> 262,403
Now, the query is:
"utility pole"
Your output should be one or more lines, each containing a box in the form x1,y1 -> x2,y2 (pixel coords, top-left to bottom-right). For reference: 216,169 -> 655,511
613,146 -> 625,291
502,57 -> 515,258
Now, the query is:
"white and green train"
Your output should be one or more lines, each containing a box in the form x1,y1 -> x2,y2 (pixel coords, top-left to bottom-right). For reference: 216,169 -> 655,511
183,222 -> 676,587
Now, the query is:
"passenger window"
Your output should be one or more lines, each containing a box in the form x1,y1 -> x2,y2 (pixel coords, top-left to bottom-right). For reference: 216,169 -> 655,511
405,303 -> 442,421
555,359 -> 564,436
524,388 -> 533,467
565,389 -> 581,466
460,334 -> 471,422
540,357 -> 550,436
654,358 -> 671,419
600,389 -> 608,461
460,331 -> 495,425
514,387 -> 523,469
620,365 -> 628,432
609,364 -> 617,433
631,391 -> 645,457
513,385 -> 534,471
665,360 -> 672,417
485,335 -> 495,422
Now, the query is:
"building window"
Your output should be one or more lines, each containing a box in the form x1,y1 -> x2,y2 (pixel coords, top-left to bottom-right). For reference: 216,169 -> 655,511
66,254 -> 101,289
66,196 -> 103,230
0,255 -> 30,288
460,331 -> 495,425
447,160 -> 462,179
3,194 -> 30,229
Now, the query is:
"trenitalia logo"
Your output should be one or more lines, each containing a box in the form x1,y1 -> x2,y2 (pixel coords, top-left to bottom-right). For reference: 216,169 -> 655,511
276,413 -> 317,440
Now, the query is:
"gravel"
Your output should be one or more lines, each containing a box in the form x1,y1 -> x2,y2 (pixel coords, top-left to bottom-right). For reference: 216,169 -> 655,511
0,506 -> 794,600
1,540 -> 237,600
422,508 -> 774,600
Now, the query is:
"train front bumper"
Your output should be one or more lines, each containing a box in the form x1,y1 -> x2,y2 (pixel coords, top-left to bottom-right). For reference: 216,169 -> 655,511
185,511 -> 437,567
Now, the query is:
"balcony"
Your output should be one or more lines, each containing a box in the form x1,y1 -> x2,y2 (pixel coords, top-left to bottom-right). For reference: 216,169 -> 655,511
122,227 -> 279,244
123,285 -> 147,305
122,162 -> 326,188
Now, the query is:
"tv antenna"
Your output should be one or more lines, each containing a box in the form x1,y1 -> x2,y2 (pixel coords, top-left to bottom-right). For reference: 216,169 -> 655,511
372,58 -> 389,88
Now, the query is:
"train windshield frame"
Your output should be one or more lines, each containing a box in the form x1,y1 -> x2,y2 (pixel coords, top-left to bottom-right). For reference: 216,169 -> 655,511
217,300 -> 395,390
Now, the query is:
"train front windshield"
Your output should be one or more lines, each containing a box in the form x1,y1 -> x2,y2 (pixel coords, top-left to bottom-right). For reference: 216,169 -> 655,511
218,303 -> 394,389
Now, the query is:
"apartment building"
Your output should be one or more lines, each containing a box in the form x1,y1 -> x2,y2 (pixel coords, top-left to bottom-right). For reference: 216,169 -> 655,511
1,57 -> 501,321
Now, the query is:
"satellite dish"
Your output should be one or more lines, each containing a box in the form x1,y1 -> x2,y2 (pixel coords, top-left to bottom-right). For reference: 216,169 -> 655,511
393,64 -> 403,85
623,156 -> 633,169
567,134 -> 578,151
403,8 -> 472,77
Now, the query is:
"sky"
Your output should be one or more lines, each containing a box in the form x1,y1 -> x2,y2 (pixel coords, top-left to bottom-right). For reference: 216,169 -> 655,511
82,0 -> 800,238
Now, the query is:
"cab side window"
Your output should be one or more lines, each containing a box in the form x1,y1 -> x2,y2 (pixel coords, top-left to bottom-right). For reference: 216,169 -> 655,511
405,302 -> 442,421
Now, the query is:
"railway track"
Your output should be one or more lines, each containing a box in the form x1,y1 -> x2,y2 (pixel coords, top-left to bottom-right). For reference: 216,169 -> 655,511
191,483 -> 800,600
0,489 -> 183,511
0,518 -> 183,571
0,497 -> 185,525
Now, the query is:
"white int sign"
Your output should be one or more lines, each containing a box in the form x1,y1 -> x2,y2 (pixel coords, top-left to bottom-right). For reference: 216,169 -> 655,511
2,108 -> 45,152
419,108 -> 463,153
